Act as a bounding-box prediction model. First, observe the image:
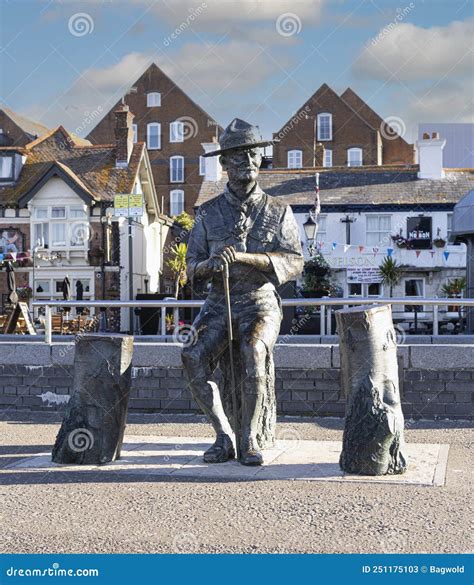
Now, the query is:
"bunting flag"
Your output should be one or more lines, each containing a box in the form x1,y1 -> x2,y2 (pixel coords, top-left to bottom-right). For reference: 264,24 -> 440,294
415,250 -> 421,258
372,246 -> 379,256
430,250 -> 436,258
387,247 -> 394,257
443,251 -> 450,261
0,254 -> 4,262
332,242 -> 337,251
358,245 -> 365,253
344,244 -> 351,253
10,252 -> 17,261
318,241 -> 325,250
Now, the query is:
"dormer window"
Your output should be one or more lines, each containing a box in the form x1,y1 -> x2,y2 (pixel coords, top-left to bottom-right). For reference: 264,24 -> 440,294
147,92 -> 161,107
0,156 -> 14,181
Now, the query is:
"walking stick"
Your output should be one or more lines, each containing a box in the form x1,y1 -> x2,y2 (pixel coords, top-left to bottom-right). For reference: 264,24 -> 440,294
222,262 -> 241,460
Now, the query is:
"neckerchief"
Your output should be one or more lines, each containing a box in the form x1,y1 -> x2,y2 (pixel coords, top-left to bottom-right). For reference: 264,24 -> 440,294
223,183 -> 265,243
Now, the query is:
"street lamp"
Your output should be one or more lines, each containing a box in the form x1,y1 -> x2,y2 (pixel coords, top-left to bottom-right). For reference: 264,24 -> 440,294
303,215 -> 318,255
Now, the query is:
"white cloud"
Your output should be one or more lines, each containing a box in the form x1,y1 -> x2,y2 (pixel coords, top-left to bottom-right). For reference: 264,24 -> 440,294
134,0 -> 323,28
354,19 -> 474,81
28,41 -> 292,134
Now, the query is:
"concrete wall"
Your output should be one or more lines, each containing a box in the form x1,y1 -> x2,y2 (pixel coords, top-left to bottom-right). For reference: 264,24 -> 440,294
0,341 -> 472,420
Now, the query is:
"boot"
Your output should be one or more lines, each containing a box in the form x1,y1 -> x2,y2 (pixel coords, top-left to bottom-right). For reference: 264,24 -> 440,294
240,434 -> 263,466
204,434 -> 235,463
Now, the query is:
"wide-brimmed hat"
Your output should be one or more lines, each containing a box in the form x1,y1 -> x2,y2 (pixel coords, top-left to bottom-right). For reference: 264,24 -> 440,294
203,118 -> 275,157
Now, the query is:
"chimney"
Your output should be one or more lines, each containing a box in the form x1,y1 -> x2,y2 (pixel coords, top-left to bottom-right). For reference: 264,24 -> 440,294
201,141 -> 222,181
416,132 -> 446,179
114,103 -> 134,168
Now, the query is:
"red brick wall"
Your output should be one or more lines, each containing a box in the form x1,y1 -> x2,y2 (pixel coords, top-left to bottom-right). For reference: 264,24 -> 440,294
87,64 -> 220,217
273,84 -> 381,168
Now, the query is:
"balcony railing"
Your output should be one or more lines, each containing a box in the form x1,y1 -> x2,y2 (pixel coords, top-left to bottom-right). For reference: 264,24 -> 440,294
27,298 -> 474,344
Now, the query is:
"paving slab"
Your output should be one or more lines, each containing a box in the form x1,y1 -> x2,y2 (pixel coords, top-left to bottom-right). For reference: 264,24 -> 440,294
4,436 -> 449,486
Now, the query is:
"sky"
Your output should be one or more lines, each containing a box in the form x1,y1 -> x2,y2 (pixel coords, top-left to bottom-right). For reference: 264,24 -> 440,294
0,0 -> 473,144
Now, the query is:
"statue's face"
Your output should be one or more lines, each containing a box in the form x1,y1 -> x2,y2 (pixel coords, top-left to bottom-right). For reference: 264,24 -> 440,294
221,148 -> 262,186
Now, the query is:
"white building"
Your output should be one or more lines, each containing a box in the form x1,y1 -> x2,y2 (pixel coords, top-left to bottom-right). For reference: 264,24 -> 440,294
197,135 -> 471,331
0,106 -> 171,332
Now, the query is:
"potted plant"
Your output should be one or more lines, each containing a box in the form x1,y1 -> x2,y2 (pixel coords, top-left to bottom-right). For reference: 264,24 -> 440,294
166,243 -> 188,299
433,228 -> 447,248
379,256 -> 405,297
16,286 -> 33,301
440,277 -> 466,312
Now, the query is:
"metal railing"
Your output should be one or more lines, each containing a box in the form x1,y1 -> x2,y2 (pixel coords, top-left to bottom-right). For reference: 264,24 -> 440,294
29,297 -> 474,344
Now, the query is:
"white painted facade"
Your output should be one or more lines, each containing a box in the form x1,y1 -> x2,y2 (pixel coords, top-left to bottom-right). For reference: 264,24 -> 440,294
294,208 -> 466,299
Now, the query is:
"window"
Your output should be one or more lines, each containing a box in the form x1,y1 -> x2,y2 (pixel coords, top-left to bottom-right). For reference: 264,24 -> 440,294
70,206 -> 87,219
34,207 -> 48,219
34,280 -> 50,294
52,223 -> 66,246
34,223 -> 49,248
32,205 -> 89,250
317,113 -> 332,141
287,149 -> 302,169
349,283 -> 362,296
147,123 -> 161,150
170,121 -> 184,143
347,147 -> 363,167
447,213 -> 453,242
51,206 -> 65,218
404,278 -> 424,312
323,148 -> 332,168
170,156 -> 184,182
199,155 -> 206,176
147,92 -> 161,107
366,215 -> 391,246
316,214 -> 327,239
0,156 -> 13,179
170,190 -> 184,216
348,283 -> 383,297
132,124 -> 138,144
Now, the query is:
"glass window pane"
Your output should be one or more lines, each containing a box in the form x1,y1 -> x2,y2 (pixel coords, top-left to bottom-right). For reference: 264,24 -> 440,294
70,207 -> 87,219
52,207 -> 65,218
35,280 -> 50,294
0,156 -> 13,178
35,207 -> 48,219
349,284 -> 362,296
52,223 -> 66,245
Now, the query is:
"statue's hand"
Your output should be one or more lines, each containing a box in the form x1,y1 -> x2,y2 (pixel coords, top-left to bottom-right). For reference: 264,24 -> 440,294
210,246 -> 237,272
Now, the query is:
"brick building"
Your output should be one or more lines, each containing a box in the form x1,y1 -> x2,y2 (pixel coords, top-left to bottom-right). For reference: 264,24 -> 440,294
272,84 -> 414,169
0,106 -> 171,332
87,63 -> 221,218
0,106 -> 49,147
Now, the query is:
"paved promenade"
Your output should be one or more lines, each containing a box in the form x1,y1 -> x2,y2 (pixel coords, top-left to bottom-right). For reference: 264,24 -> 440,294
0,412 -> 471,554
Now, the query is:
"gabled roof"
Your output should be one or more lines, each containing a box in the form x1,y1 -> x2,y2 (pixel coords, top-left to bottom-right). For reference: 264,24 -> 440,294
196,168 -> 474,209
86,62 -> 222,142
274,83 -> 376,137
17,161 -> 95,207
0,126 -> 146,207
341,88 -> 411,146
0,106 -> 50,140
